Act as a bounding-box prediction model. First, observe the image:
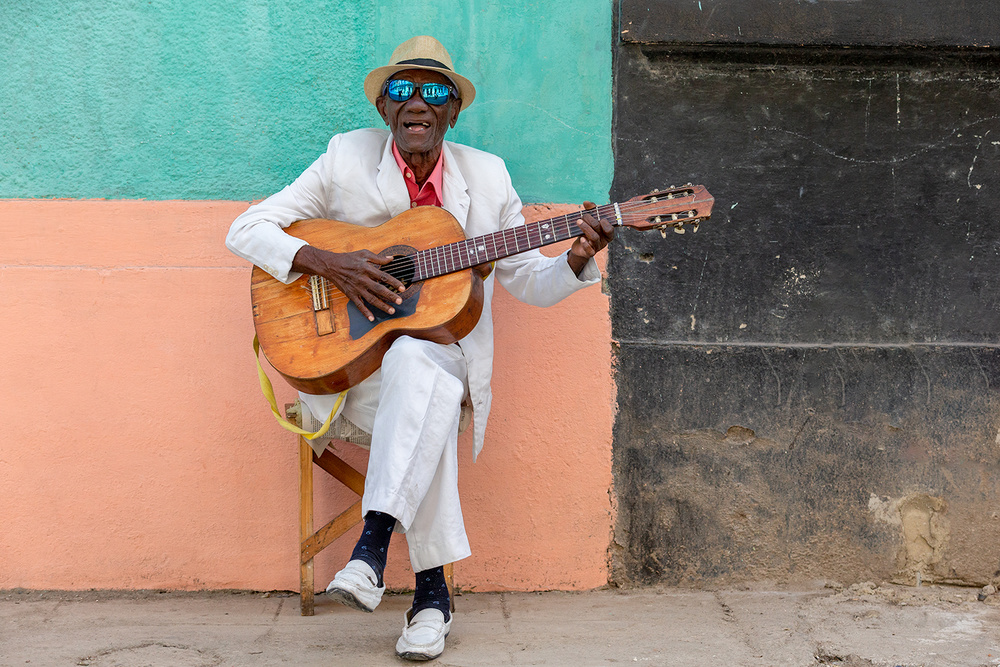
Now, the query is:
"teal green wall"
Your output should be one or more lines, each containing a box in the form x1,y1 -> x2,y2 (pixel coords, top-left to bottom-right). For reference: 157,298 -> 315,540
375,2 -> 613,204
2,1 -> 611,204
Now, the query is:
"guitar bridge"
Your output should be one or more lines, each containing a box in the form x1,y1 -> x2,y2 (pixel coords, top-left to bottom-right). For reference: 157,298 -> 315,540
310,275 -> 336,336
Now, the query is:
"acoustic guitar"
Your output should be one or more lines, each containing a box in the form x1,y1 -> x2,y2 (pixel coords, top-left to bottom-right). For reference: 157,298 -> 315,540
250,185 -> 714,394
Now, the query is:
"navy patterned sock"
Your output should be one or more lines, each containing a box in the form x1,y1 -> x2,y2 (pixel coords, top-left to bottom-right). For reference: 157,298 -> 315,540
411,566 -> 451,622
350,511 -> 395,587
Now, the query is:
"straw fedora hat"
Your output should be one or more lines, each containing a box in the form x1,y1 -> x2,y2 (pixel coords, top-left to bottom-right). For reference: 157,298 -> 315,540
364,36 -> 476,111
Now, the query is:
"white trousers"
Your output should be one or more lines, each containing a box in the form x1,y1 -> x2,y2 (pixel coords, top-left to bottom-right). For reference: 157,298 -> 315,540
300,336 -> 472,573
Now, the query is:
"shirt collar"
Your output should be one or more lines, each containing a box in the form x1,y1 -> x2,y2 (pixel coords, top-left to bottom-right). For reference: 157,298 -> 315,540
392,141 -> 445,207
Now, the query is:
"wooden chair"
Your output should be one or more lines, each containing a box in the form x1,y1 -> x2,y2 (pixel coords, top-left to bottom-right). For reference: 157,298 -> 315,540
287,400 -> 456,616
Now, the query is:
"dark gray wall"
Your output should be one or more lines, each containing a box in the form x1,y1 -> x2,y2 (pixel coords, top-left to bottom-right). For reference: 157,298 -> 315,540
620,0 -> 999,47
611,0 -> 1000,587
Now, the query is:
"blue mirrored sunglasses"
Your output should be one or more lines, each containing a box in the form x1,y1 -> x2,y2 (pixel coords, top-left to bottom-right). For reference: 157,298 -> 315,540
382,79 -> 457,106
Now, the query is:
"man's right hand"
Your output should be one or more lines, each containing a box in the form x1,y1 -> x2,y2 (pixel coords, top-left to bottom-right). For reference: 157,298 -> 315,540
291,245 -> 405,322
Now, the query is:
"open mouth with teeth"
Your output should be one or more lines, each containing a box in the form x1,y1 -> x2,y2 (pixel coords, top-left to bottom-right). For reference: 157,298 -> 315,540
404,121 -> 431,130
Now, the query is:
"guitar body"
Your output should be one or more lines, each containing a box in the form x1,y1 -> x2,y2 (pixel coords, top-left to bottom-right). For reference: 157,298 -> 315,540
251,207 -> 484,395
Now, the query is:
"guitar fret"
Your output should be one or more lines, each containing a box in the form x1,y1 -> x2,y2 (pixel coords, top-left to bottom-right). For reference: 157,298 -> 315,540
462,239 -> 473,270
560,214 -> 574,241
490,231 -> 500,262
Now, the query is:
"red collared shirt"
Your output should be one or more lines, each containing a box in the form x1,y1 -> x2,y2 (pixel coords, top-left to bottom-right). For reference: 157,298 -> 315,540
392,141 -> 445,208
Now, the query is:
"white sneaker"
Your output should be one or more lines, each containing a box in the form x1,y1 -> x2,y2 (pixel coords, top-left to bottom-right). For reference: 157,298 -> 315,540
325,560 -> 384,613
395,607 -> 452,661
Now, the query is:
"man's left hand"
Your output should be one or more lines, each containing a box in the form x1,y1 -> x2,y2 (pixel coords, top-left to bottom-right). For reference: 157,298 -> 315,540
568,201 -> 615,277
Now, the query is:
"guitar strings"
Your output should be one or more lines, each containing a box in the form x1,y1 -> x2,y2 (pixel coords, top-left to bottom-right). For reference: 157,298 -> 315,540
309,197 -> 708,303
363,202 -> 701,283
314,210 -> 703,304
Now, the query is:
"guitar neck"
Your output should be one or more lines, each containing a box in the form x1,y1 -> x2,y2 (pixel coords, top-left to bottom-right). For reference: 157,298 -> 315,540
412,204 -> 618,282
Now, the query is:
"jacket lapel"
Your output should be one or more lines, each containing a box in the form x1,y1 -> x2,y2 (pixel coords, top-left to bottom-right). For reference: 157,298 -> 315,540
441,142 -> 470,230
375,135 -> 412,219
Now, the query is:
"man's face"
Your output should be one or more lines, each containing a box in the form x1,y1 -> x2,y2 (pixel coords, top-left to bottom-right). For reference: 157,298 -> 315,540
376,69 -> 461,157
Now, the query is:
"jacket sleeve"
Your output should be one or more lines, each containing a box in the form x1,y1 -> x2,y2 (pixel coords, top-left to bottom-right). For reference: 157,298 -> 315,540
492,166 -> 601,307
225,135 -> 340,284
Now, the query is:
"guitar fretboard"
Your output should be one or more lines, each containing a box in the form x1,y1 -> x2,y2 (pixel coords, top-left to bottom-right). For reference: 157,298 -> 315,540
411,205 -> 616,282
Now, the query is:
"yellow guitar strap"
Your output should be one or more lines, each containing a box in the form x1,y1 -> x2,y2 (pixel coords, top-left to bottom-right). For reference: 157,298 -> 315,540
253,335 -> 345,440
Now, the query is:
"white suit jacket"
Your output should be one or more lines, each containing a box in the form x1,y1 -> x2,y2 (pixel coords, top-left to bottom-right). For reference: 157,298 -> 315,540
226,128 -> 601,459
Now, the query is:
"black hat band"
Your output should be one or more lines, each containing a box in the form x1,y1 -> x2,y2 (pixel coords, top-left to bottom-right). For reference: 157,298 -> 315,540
396,58 -> 451,71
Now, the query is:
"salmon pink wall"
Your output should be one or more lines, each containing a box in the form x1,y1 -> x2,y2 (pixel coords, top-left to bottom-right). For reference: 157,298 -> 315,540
0,200 -> 613,592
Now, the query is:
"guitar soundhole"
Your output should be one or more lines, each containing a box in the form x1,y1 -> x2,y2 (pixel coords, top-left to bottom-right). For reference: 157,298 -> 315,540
381,245 -> 421,300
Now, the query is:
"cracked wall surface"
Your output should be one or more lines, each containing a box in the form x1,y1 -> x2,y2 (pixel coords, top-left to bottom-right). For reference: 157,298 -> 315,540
610,1 -> 1000,587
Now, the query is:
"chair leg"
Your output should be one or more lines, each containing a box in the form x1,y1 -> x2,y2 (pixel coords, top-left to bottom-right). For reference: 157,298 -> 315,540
290,401 -> 457,617
299,435 -> 315,616
443,562 -> 455,613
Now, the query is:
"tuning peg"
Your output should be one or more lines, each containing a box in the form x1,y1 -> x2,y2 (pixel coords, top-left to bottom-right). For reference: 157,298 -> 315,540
659,226 -> 667,239
673,225 -> 685,234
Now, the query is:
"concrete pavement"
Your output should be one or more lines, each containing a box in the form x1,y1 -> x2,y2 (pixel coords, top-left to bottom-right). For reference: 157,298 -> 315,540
2,582 -> 999,666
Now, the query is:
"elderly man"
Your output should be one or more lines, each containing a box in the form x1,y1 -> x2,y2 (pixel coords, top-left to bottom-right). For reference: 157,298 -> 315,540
226,35 -> 613,661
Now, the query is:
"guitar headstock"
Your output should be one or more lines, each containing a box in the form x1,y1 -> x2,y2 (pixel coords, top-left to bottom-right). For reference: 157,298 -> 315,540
619,184 -> 714,235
